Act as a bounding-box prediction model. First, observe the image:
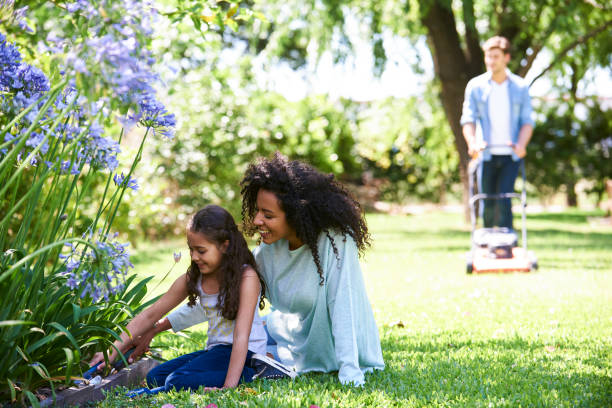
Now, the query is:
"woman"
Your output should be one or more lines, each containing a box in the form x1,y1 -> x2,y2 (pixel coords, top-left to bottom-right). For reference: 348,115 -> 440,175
239,152 -> 384,386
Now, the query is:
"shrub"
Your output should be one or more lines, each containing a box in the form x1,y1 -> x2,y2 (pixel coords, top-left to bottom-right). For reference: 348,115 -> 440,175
0,2 -> 174,403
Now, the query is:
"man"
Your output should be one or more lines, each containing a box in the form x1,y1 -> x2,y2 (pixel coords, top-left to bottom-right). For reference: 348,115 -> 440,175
460,36 -> 534,230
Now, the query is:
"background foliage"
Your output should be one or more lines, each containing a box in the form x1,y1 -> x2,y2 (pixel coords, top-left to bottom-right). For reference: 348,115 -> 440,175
117,0 -> 610,235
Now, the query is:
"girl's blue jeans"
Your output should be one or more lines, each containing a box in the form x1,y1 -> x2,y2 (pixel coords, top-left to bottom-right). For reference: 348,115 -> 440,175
146,344 -> 255,391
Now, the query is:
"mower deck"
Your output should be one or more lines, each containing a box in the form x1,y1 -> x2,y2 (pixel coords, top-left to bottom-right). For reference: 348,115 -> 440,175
468,246 -> 536,274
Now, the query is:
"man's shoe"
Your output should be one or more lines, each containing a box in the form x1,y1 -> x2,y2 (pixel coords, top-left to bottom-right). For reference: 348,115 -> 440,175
250,353 -> 297,380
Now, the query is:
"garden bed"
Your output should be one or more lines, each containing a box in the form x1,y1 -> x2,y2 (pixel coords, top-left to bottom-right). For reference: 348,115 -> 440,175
38,357 -> 159,407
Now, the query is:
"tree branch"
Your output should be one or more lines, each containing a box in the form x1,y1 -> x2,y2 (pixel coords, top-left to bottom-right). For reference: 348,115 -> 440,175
516,9 -> 561,77
530,19 -> 612,87
462,0 -> 482,75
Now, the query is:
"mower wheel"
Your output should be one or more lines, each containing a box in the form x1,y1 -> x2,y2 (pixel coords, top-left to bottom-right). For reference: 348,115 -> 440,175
531,261 -> 539,271
466,262 -> 473,274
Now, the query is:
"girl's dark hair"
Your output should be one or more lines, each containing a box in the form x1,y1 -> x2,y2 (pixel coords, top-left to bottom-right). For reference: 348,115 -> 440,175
186,205 -> 266,320
240,152 -> 371,285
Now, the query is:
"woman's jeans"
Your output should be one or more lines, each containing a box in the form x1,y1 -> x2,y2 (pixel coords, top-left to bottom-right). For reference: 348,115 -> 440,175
478,155 -> 521,229
146,345 -> 255,391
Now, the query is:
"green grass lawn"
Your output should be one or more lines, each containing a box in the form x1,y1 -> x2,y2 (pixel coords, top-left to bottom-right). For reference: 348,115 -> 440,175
97,210 -> 612,407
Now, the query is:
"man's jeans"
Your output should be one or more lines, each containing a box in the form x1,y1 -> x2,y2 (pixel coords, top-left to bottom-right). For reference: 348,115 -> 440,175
146,344 -> 255,390
478,155 -> 521,229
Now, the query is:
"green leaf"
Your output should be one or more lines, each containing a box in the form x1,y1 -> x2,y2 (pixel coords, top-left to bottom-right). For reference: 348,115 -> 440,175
138,294 -> 161,311
75,304 -> 102,321
253,11 -> 268,23
63,347 -> 75,384
72,303 -> 81,325
226,4 -> 238,19
225,18 -> 238,31
24,390 -> 40,408
26,331 -> 64,354
191,15 -> 202,30
15,345 -> 29,363
30,362 -> 50,380
121,275 -> 153,305
48,322 -> 80,350
7,377 -> 16,402
0,320 -> 36,327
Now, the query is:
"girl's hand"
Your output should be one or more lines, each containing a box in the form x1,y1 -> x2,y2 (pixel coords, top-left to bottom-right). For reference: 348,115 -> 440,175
89,351 -> 106,369
129,328 -> 156,362
88,347 -> 121,371
88,338 -> 130,371
130,318 -> 171,361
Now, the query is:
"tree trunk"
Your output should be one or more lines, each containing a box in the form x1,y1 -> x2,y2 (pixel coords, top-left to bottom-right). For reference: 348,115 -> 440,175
606,179 -> 612,217
420,0 -> 483,221
566,182 -> 578,207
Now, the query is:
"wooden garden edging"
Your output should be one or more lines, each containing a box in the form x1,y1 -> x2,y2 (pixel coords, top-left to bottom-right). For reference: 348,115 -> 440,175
38,357 -> 160,407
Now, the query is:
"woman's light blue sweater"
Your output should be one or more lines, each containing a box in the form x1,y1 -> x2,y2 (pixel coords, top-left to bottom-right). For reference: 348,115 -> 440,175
254,231 -> 385,386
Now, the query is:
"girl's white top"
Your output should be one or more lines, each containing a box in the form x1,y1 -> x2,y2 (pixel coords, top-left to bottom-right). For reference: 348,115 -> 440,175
166,273 -> 267,355
253,231 -> 385,386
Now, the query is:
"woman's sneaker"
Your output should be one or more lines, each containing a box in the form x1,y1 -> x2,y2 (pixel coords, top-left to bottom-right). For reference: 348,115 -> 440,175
249,354 -> 297,380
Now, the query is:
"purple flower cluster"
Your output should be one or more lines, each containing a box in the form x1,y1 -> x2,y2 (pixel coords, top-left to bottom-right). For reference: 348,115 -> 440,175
130,95 -> 177,139
0,0 -> 33,33
0,33 -> 50,117
1,34 -> 122,171
57,0 -> 175,138
61,233 -> 134,303
1,0 -> 177,166
65,0 -> 96,15
113,172 -> 139,191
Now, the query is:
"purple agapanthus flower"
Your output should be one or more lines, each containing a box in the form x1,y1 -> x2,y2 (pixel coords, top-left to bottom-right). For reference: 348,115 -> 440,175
0,1 -> 33,32
59,232 -> 134,303
0,32 -> 22,72
113,172 -> 139,191
0,46 -> 50,99
127,93 -> 176,139
65,0 -> 97,17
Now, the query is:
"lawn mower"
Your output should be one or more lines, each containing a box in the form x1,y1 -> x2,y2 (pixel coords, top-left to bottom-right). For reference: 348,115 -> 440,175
466,146 -> 537,274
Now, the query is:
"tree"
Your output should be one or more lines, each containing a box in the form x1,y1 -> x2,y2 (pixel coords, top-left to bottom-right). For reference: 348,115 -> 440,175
528,97 -> 612,207
356,89 -> 459,203
239,0 -> 612,216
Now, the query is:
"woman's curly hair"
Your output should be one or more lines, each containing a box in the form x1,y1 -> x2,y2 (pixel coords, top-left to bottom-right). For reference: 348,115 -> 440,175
186,205 -> 266,320
240,152 -> 371,285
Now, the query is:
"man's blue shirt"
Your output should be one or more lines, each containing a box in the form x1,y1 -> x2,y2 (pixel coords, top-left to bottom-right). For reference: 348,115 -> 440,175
460,69 -> 534,161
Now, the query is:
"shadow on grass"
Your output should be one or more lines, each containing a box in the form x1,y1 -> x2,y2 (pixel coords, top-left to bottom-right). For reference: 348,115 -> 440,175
374,229 -> 470,249
530,228 -> 612,246
526,211 -> 605,224
373,334 -> 612,406
376,223 -> 611,254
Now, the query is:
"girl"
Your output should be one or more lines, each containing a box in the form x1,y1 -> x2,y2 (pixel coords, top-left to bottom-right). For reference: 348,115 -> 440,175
90,205 -> 292,392
239,152 -> 385,386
